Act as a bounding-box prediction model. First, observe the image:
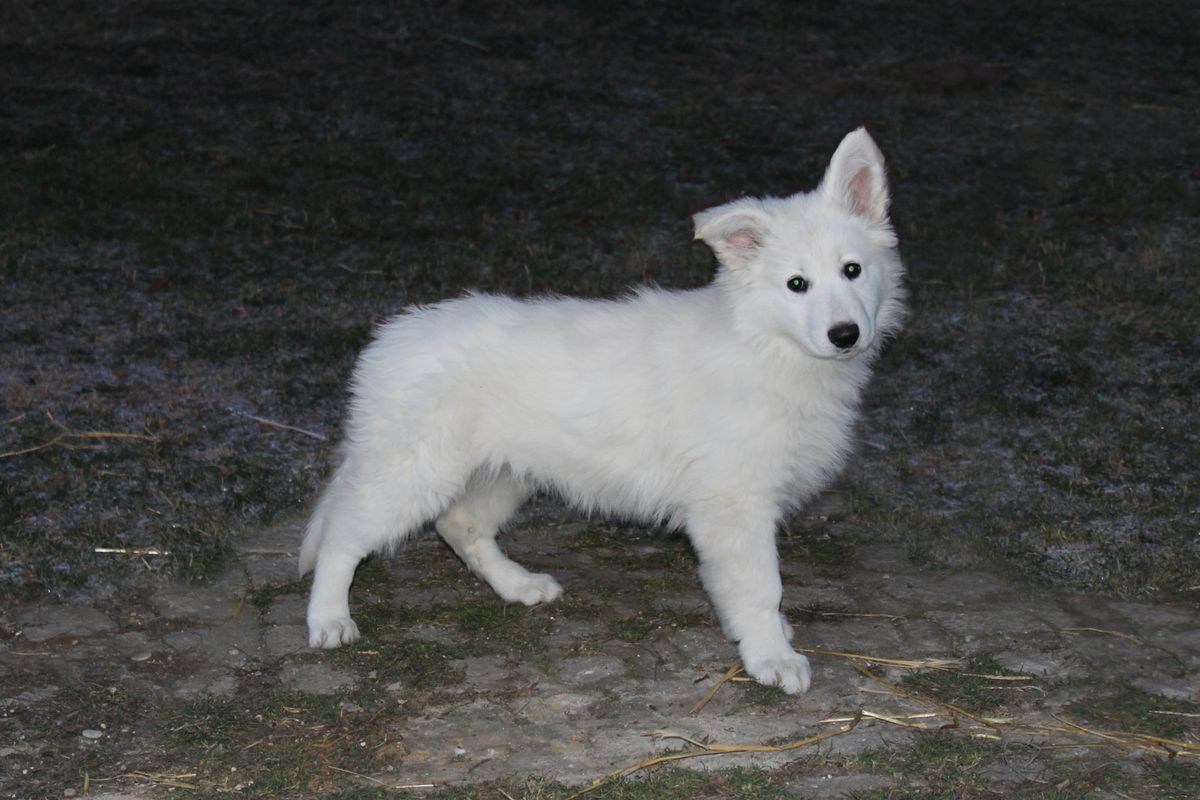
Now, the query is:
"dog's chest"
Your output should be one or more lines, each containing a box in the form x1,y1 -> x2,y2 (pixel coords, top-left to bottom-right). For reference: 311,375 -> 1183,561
760,371 -> 863,496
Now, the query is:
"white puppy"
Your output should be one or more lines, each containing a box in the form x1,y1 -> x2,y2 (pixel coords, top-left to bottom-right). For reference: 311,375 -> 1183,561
300,128 -> 906,693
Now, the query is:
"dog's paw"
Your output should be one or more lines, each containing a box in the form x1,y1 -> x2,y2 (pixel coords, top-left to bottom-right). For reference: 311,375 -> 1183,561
743,651 -> 812,694
497,572 -> 563,606
307,616 -> 360,649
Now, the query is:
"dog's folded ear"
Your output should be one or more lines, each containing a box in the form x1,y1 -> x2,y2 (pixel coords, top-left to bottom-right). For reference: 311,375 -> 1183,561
693,198 -> 772,270
820,127 -> 890,226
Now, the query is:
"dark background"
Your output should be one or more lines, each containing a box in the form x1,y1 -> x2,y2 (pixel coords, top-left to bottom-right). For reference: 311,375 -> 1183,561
2,0 -> 1197,599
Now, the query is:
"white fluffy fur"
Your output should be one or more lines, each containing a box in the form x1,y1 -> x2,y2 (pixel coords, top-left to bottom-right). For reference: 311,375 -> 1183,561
300,128 -> 906,693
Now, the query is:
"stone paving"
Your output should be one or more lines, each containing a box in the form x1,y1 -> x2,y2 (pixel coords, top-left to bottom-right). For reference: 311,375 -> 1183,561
2,504 -> 1197,798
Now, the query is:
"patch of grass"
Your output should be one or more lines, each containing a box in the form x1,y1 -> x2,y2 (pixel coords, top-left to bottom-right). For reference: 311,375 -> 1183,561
605,608 -> 710,644
332,634 -> 469,691
899,655 -> 1028,714
897,733 -> 991,780
610,612 -> 658,643
163,690 -> 392,796
780,534 -> 859,579
248,578 -> 308,615
850,735 -> 996,799
563,766 -> 788,800
1139,761 -> 1200,800
260,767 -> 790,800
166,697 -> 254,750
1066,687 -> 1200,740
741,681 -> 791,708
634,571 -> 696,594
369,596 -> 560,653
449,599 -> 558,649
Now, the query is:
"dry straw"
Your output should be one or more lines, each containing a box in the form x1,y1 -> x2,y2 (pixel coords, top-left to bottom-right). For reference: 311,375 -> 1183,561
0,429 -> 158,459
563,714 -> 863,800
567,649 -> 1197,798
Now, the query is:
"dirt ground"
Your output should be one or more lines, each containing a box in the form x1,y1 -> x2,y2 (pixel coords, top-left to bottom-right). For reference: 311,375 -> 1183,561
2,509 -> 1198,798
1,1 -> 1198,798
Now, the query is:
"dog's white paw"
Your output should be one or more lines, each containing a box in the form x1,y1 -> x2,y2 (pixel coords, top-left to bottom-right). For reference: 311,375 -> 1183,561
307,616 -> 360,649
743,651 -> 812,694
497,572 -> 563,606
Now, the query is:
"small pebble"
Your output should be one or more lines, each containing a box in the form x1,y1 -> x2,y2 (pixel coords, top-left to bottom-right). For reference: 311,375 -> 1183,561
130,651 -> 152,662
81,729 -> 103,740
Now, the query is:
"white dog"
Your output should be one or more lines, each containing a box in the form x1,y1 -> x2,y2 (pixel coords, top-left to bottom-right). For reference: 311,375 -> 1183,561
300,128 -> 906,693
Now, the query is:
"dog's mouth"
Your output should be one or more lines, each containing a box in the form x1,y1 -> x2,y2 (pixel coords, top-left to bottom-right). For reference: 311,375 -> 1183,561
825,337 -> 872,360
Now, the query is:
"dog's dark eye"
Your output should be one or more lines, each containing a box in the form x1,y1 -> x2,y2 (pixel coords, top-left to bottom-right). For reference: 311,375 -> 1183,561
786,276 -> 808,293
843,262 -> 862,280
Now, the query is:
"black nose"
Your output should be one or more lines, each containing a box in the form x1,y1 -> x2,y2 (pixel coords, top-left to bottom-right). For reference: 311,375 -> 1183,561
828,323 -> 860,349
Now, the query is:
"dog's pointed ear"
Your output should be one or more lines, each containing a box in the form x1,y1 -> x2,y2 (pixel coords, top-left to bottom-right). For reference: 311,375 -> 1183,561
692,199 -> 772,270
820,128 -> 890,225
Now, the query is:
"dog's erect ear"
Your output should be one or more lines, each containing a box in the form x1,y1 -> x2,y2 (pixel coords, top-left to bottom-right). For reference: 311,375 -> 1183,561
820,128 -> 890,226
693,198 -> 772,270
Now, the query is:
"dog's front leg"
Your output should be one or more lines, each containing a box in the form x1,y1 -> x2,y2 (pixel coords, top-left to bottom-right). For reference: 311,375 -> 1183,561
686,501 -> 811,694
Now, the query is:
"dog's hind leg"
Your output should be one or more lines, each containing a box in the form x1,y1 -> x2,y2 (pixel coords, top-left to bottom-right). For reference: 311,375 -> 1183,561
435,468 -> 562,605
303,454 -> 464,649
305,535 -> 365,649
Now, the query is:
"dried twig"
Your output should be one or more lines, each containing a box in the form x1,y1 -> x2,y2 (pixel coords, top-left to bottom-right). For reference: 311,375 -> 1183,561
441,32 -> 491,52
0,430 -> 158,459
692,651 -> 965,715
797,608 -> 904,622
850,665 -> 1198,759
821,709 -> 949,730
798,647 -> 964,671
563,714 -> 862,800
231,409 -> 327,441
92,772 -> 198,791
230,591 -> 249,619
326,764 -> 434,789
94,547 -> 170,557
1048,714 -> 1200,758
689,662 -> 745,715
1059,627 -> 1144,646
853,664 -> 1010,729
565,649 -> 1197,798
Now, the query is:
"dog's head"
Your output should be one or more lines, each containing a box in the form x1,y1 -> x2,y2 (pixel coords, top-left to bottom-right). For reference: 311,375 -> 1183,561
694,128 -> 906,361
